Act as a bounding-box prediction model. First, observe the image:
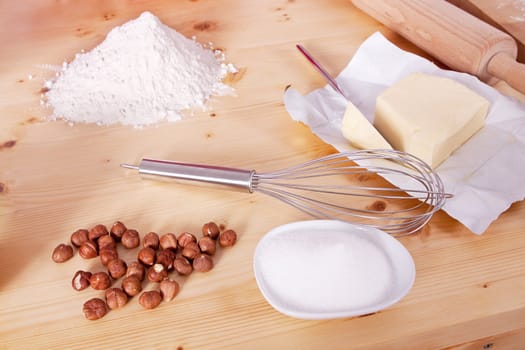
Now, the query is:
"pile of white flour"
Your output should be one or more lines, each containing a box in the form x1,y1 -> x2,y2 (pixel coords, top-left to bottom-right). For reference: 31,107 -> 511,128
44,11 -> 236,127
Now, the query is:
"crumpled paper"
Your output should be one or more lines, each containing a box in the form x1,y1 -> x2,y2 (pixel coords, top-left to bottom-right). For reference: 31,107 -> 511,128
284,32 -> 525,234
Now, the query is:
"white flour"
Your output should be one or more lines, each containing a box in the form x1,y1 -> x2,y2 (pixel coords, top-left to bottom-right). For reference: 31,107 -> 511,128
44,11 -> 236,127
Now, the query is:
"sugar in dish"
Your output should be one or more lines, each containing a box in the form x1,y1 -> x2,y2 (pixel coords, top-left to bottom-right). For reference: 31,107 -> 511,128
253,220 -> 416,319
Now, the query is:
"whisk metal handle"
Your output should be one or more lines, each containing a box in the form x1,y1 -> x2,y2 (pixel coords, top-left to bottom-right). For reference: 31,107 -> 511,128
122,159 -> 255,192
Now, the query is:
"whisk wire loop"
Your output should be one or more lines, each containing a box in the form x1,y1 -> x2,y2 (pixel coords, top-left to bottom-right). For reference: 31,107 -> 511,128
252,149 -> 449,235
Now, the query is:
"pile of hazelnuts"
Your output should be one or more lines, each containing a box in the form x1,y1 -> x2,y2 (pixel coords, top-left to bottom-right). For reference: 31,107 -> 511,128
51,221 -> 237,320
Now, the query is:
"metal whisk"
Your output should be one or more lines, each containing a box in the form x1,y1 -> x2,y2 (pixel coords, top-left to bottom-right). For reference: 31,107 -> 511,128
121,149 -> 450,235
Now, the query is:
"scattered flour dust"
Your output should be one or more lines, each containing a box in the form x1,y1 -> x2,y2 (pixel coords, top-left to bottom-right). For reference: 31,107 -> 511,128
43,11 -> 237,127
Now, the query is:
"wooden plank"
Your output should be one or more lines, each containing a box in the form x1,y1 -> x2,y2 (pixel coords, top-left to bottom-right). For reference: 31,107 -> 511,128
1,0 -> 525,349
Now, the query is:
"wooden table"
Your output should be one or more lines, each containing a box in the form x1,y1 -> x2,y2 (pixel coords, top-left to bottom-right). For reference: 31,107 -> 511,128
1,1 -> 524,349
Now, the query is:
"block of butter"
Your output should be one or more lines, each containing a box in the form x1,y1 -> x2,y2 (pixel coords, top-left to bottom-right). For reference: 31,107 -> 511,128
374,73 -> 489,169
341,101 -> 392,150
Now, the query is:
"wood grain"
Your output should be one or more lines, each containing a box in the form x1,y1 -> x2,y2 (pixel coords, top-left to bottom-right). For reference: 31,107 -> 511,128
1,0 -> 525,349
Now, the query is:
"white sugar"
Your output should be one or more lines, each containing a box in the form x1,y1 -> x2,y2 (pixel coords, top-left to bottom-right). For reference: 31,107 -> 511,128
44,11 -> 236,127
256,229 -> 393,313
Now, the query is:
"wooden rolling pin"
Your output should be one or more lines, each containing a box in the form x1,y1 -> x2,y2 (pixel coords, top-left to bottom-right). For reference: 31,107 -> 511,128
351,0 -> 525,94
446,0 -> 525,63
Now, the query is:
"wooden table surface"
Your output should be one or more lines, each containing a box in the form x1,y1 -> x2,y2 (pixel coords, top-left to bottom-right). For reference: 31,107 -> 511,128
1,1 -> 525,349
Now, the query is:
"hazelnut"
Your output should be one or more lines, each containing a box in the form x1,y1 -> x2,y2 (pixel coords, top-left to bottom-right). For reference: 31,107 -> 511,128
219,229 -> 237,247
177,232 -> 196,248
159,233 -> 178,251
139,290 -> 162,309
82,298 -> 107,320
198,236 -> 216,255
159,279 -> 180,302
72,270 -> 92,291
78,240 -> 98,259
202,221 -> 220,240
97,235 -> 116,251
70,229 -> 89,247
99,248 -> 119,266
181,241 -> 200,260
122,275 -> 142,297
107,258 -> 127,279
147,263 -> 168,283
173,256 -> 193,275
156,250 -> 175,271
105,288 -> 128,310
121,229 -> 140,249
110,221 -> 127,241
89,271 -> 112,290
52,243 -> 74,263
193,254 -> 213,272
143,231 -> 160,250
126,261 -> 146,281
138,247 -> 156,266
88,224 -> 109,241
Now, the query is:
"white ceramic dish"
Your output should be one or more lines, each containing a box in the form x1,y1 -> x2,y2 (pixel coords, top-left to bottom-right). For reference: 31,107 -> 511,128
253,220 -> 416,319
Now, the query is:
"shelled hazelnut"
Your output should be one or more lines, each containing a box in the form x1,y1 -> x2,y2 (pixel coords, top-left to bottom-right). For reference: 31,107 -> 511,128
147,263 -> 168,283
90,271 -> 112,290
177,232 -> 196,248
160,279 -> 180,302
107,258 -> 127,279
173,256 -> 193,275
70,229 -> 89,248
97,235 -> 116,251
99,249 -> 119,266
137,247 -> 156,266
202,221 -> 220,240
159,233 -> 178,251
88,224 -> 109,242
126,261 -> 146,281
219,229 -> 237,247
139,290 -> 162,309
55,219 -> 240,320
121,229 -> 140,249
110,221 -> 127,241
105,288 -> 128,310
72,270 -> 92,291
83,298 -> 107,320
181,241 -> 200,260
193,253 -> 213,272
142,231 -> 160,250
52,243 -> 74,263
156,250 -> 175,271
78,240 -> 98,259
198,236 -> 216,255
122,275 -> 142,297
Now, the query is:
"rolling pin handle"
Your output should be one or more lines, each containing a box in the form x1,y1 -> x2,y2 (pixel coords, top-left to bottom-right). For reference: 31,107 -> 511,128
487,52 -> 525,95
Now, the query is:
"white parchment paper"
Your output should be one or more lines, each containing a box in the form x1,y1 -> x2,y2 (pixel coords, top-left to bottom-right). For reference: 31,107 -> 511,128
284,32 -> 525,234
